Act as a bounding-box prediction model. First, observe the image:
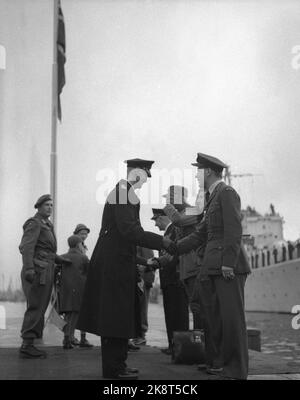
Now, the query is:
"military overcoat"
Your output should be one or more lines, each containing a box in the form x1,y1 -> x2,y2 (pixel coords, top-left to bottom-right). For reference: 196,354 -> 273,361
77,180 -> 163,338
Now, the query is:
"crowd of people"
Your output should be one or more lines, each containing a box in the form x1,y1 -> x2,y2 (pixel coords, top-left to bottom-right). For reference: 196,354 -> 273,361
18,152 -> 251,380
247,240 -> 300,269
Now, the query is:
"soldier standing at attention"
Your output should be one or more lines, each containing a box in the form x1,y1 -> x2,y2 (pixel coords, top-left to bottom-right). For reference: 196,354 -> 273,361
273,246 -> 278,264
173,153 -> 251,380
287,241 -> 294,261
77,159 -> 175,380
19,194 -> 70,359
296,240 -> 300,259
282,244 -> 287,262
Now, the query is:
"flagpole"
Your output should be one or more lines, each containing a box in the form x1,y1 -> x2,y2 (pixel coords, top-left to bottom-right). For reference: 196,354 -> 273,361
50,0 -> 59,231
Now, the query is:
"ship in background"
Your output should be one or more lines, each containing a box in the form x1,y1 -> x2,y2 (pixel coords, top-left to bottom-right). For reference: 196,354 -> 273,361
224,168 -> 300,313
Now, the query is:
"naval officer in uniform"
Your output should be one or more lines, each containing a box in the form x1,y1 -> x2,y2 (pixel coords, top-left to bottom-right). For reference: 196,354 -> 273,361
19,194 -> 70,359
77,159 -> 175,380
173,153 -> 251,380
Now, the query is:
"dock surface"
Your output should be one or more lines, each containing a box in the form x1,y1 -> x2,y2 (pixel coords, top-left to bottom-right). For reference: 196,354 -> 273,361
1,301 -> 300,380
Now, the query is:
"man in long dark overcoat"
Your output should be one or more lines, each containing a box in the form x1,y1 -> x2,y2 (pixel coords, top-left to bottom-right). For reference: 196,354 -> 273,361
77,159 -> 174,380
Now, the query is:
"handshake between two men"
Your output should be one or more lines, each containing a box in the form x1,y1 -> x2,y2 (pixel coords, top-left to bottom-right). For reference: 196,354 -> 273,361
143,237 -> 177,273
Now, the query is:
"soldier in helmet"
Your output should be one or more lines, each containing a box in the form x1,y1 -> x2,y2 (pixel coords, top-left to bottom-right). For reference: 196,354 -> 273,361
19,194 -> 70,359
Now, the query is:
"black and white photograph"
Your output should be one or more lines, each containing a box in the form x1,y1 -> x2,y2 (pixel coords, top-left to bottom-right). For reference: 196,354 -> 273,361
0,0 -> 300,382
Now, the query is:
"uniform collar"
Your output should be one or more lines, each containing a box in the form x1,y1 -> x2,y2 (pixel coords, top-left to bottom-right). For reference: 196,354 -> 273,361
35,212 -> 52,226
68,248 -> 81,255
208,179 -> 223,195
165,222 -> 172,233
119,179 -> 140,205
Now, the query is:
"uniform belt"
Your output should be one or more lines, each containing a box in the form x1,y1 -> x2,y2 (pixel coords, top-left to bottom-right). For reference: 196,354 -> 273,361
35,249 -> 56,261
33,251 -> 55,285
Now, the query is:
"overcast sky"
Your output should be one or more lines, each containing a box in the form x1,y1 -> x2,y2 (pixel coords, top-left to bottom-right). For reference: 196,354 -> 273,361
61,0 -> 300,236
1,0 -> 300,285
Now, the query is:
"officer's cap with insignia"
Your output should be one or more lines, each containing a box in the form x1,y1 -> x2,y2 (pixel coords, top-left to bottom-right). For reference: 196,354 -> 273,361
151,208 -> 166,220
34,194 -> 52,209
192,152 -> 228,173
124,158 -> 154,177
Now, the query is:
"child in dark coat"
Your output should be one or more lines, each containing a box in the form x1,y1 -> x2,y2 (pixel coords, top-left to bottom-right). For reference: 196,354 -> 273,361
59,235 -> 89,349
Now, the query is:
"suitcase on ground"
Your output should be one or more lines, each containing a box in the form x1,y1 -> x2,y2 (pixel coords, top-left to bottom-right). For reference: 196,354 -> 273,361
172,330 -> 206,364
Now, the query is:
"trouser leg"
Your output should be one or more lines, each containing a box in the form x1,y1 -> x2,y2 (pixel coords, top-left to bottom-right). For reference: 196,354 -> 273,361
70,312 -> 79,339
162,287 -> 173,347
162,284 -> 189,348
63,312 -> 72,338
140,287 -> 150,337
213,274 -> 248,380
171,284 -> 189,333
134,287 -> 143,339
101,337 -> 128,378
21,265 -> 54,340
199,278 -> 222,367
64,312 -> 79,339
184,276 -> 205,330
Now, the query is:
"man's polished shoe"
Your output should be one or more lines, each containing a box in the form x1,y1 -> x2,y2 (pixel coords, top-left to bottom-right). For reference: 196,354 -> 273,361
103,370 -> 139,380
128,342 -> 140,351
126,367 -> 139,374
71,337 -> 80,346
160,347 -> 172,355
206,366 -> 223,375
19,344 -> 47,359
133,337 -> 146,346
63,339 -> 74,350
197,363 -> 209,371
79,339 -> 94,348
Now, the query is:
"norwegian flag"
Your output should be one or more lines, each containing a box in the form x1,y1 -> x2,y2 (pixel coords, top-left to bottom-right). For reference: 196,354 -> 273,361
57,0 -> 66,121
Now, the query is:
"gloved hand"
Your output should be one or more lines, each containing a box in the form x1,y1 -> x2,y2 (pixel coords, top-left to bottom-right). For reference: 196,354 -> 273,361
24,268 -> 36,283
162,253 -> 173,263
162,237 -> 177,255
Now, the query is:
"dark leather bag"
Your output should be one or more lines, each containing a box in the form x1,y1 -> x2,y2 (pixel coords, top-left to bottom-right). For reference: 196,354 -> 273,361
172,330 -> 206,364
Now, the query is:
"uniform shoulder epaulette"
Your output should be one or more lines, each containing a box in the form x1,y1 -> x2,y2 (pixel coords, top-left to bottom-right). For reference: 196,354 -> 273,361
23,217 -> 40,230
223,186 -> 239,199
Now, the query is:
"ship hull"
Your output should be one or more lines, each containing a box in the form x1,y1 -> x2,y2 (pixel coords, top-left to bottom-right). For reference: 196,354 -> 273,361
245,259 -> 300,313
